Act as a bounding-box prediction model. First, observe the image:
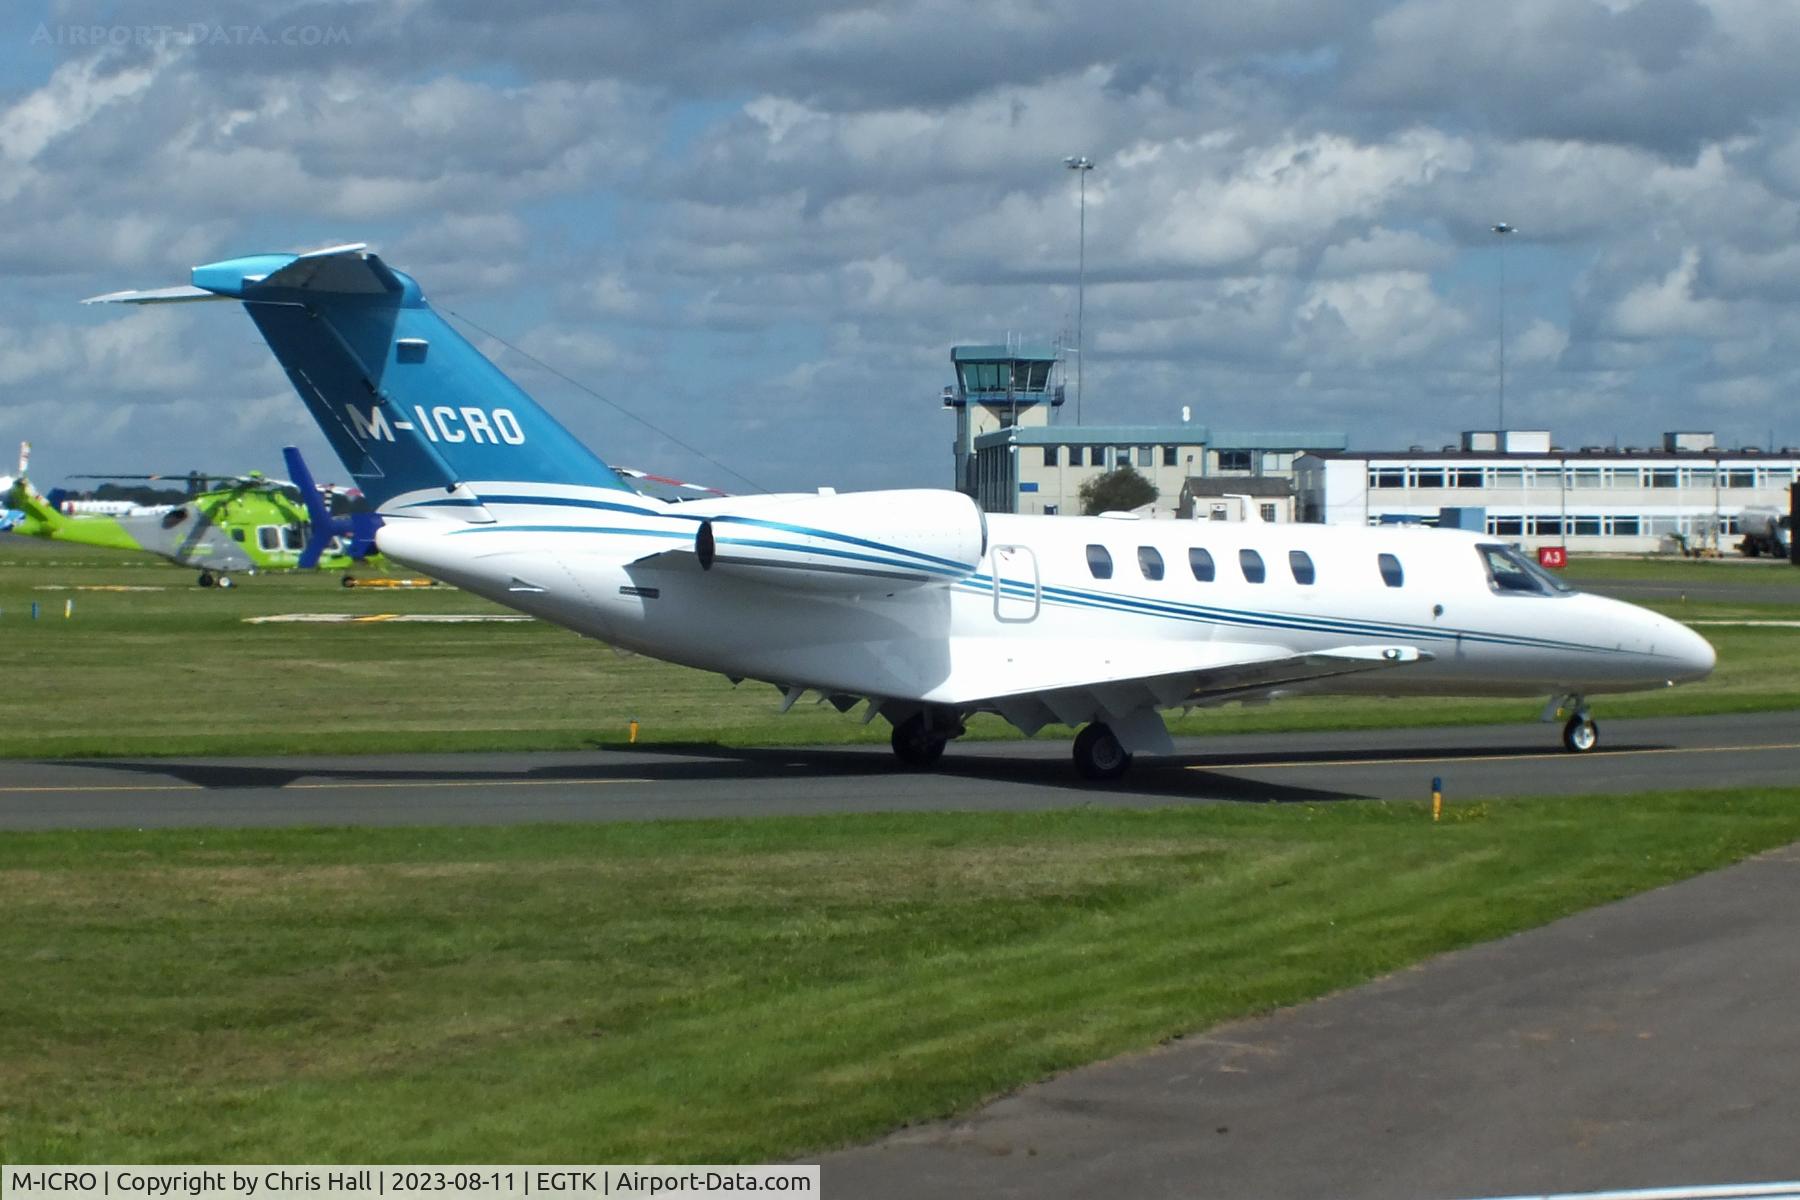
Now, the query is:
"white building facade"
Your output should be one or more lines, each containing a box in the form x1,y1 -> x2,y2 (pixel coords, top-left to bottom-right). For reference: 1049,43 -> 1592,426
1297,431 -> 1800,554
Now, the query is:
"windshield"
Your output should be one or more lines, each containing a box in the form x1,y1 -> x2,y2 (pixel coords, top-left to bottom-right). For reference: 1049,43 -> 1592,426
1476,544 -> 1576,596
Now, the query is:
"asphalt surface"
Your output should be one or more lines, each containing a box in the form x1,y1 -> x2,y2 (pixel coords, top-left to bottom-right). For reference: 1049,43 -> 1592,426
1582,564 -> 1800,607
2,710 -> 1797,830
820,841 -> 1800,1199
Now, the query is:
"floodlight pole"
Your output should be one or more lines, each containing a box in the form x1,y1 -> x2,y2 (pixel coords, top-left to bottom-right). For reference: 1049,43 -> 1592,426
1492,221 -> 1516,431
1066,155 -> 1095,425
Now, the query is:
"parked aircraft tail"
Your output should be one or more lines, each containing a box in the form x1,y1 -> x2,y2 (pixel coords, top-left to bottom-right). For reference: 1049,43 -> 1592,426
281,445 -> 381,567
86,245 -> 629,508
1,443 -> 68,536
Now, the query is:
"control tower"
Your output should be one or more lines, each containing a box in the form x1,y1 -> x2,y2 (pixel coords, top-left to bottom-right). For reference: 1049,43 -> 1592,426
942,342 -> 1064,496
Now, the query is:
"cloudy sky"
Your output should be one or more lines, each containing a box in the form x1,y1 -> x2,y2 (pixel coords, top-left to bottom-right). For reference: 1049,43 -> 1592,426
5,0 -> 1800,494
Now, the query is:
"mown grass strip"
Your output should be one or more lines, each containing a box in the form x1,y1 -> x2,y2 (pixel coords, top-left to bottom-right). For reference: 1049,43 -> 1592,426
4,791 -> 1798,1162
4,539 -> 1799,758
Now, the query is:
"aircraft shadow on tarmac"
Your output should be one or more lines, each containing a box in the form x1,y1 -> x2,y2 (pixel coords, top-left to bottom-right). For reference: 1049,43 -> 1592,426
41,735 -> 1667,808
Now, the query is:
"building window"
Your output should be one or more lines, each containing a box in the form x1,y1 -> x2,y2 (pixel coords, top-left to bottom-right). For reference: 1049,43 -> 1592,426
1137,546 -> 1165,581
1163,445 -> 1178,467
1725,468 -> 1757,488
1090,446 -> 1107,467
1086,544 -> 1114,579
1189,548 -> 1215,582
1370,467 -> 1407,489
1378,552 -> 1404,588
1608,515 -> 1640,536
1219,450 -> 1253,472
1453,469 -> 1484,489
1137,446 -> 1155,468
1260,504 -> 1278,522
1571,516 -> 1602,536
1044,504 -> 1058,516
1412,469 -> 1445,489
1567,468 -> 1603,489
1487,515 -> 1524,536
1289,550 -> 1315,585
1043,446 -> 1060,467
1650,468 -> 1679,488
1239,548 -> 1265,583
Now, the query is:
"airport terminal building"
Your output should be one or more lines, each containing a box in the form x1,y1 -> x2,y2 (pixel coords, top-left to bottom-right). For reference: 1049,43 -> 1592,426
944,343 -> 1344,517
1297,430 -> 1800,554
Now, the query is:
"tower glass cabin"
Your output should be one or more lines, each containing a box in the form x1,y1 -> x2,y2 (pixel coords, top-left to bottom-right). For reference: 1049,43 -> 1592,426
943,344 -> 1065,497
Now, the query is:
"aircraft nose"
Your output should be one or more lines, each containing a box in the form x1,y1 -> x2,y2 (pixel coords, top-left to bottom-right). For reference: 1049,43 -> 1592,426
1659,614 -> 1716,683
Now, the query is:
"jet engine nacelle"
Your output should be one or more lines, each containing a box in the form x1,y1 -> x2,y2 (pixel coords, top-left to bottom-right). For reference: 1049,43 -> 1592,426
693,489 -> 986,593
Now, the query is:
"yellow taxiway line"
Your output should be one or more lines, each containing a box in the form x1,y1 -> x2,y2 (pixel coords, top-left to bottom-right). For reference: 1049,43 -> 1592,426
1185,741 -> 1800,773
0,777 -> 653,795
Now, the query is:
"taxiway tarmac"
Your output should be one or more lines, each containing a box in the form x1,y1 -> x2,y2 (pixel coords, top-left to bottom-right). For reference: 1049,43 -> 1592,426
2,710 -> 1796,830
821,841 -> 1800,1198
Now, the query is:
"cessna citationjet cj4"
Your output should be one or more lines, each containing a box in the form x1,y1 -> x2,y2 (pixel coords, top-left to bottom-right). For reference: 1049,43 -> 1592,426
89,245 -> 1715,780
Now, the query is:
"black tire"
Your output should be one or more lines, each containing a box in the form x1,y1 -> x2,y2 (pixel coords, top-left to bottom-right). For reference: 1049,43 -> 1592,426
341,576 -> 356,589
197,571 -> 215,588
1562,715 -> 1598,753
1073,723 -> 1133,781
890,715 -> 947,768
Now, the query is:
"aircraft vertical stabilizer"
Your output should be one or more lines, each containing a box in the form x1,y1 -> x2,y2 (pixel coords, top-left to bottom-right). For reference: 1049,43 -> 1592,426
86,246 -> 629,508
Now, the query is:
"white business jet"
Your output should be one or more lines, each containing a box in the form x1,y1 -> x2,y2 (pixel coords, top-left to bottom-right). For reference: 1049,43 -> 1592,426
89,246 -> 1716,779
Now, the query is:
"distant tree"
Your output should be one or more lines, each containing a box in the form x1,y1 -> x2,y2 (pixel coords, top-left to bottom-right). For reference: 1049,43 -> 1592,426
1079,466 -> 1158,515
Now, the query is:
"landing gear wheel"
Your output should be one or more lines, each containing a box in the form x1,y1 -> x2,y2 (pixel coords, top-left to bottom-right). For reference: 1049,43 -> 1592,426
216,574 -> 235,590
341,576 -> 356,589
1073,723 -> 1133,781
890,714 -> 948,769
197,571 -> 215,588
1562,715 -> 1598,753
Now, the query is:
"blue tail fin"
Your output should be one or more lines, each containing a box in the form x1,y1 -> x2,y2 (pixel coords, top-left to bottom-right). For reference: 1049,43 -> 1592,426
90,245 -> 629,507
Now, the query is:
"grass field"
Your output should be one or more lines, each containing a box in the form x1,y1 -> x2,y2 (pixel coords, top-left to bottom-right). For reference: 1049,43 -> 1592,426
4,791 -> 1800,1163
3,536 -> 1797,758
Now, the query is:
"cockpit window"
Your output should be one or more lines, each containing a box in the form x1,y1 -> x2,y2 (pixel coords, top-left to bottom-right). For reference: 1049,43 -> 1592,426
1477,544 -> 1575,596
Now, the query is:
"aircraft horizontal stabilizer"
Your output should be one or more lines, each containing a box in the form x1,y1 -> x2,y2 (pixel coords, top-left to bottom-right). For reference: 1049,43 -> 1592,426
84,243 -> 385,305
934,640 -> 1428,735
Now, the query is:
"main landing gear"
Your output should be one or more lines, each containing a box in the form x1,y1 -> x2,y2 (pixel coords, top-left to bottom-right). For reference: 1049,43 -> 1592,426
889,710 -> 964,769
197,570 -> 235,589
1547,693 -> 1598,753
1073,722 -> 1132,781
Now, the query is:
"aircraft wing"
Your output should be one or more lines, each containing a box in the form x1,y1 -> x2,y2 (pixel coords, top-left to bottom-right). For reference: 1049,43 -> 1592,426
925,639 -> 1428,739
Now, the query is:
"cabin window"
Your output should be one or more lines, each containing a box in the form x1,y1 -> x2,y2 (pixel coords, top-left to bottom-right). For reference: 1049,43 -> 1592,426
1188,547 -> 1215,582
1289,550 -> 1316,585
1477,544 -> 1573,596
282,526 -> 306,551
1086,544 -> 1114,580
1239,549 -> 1265,584
1137,546 -> 1165,581
1378,552 -> 1404,588
230,528 -> 245,543
256,526 -> 280,552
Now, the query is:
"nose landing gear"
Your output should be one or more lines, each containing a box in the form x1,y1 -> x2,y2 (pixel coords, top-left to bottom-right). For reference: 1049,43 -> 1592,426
1562,713 -> 1599,753
1545,694 -> 1598,753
